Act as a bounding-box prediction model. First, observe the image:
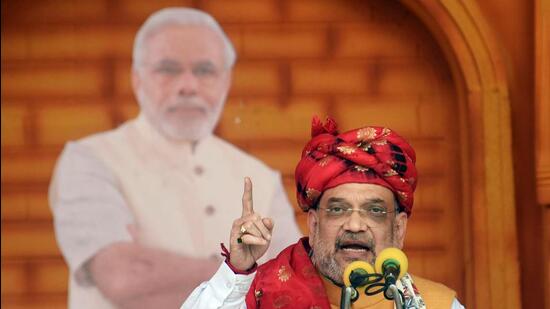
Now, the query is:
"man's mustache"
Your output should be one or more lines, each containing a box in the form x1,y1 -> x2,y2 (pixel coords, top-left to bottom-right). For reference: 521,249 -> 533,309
335,232 -> 375,251
165,100 -> 209,113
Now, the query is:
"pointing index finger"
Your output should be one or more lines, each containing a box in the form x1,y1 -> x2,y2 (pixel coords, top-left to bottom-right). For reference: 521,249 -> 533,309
241,177 -> 254,216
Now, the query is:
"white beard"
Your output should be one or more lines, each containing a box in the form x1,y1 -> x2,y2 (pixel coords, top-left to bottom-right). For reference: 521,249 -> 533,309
137,90 -> 225,142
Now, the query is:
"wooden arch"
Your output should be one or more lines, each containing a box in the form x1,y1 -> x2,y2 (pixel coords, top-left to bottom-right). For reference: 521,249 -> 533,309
399,1 -> 521,308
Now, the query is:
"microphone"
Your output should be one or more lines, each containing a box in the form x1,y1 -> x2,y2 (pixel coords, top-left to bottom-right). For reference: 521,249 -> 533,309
340,261 -> 376,308
374,247 -> 408,285
343,260 -> 375,288
374,247 -> 408,304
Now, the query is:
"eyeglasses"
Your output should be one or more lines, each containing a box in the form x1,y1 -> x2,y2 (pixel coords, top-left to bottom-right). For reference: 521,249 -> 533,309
143,60 -> 226,85
318,205 -> 396,226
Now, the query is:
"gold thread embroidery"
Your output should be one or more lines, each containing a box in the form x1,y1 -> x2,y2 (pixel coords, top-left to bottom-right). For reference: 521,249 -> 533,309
277,265 -> 291,282
306,188 -> 321,201
357,127 -> 377,141
337,145 -> 356,155
372,139 -> 388,146
397,191 -> 408,201
318,156 -> 331,167
354,165 -> 369,172
384,169 -> 398,177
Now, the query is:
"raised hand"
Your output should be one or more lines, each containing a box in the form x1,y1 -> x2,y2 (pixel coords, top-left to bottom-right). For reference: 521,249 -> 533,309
229,177 -> 274,271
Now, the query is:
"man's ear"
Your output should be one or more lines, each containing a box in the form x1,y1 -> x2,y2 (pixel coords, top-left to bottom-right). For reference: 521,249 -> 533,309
307,209 -> 318,247
394,213 -> 408,248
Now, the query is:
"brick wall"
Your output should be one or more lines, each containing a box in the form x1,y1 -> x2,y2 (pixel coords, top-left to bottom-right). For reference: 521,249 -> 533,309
1,0 -> 464,307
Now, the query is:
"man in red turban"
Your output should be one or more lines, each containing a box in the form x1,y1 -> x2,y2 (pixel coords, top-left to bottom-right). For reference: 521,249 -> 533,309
182,117 -> 465,309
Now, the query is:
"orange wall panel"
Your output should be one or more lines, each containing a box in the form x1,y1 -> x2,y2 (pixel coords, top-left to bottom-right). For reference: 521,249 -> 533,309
1,153 -> 58,184
2,0 -> 109,23
332,98 -> 421,137
202,0 -> 281,23
1,105 -> 29,147
35,104 -> 113,146
115,0 -> 194,21
1,262 -> 27,295
287,0 -> 373,22
1,191 -> 52,222
291,62 -> 370,94
334,23 -> 424,58
1,223 -> 60,258
241,25 -> 328,58
219,96 -> 329,141
29,260 -> 68,294
231,62 -> 284,95
2,65 -> 105,98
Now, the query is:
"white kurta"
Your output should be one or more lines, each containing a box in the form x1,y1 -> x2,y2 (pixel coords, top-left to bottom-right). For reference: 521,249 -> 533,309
49,113 -> 302,308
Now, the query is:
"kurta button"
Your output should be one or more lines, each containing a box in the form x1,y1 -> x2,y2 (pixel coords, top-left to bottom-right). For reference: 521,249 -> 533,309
194,165 -> 204,175
205,205 -> 215,216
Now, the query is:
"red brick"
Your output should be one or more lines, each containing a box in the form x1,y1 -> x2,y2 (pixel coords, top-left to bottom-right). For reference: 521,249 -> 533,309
418,98 -> 449,137
294,59 -> 439,96
231,62 -> 283,95
1,191 -> 51,221
202,0 -> 281,23
1,105 -> 28,147
30,260 -> 68,294
223,27 -> 243,57
3,0 -> 109,23
1,262 -> 27,295
1,31 -> 29,60
377,60 -> 439,95
218,96 -> 328,141
413,176 -> 451,211
1,294 -> 67,309
114,61 -> 133,97
287,0 -> 371,22
115,0 -> 194,21
244,142 -> 303,175
1,223 -> 61,258
332,96 -> 420,137
241,25 -> 328,58
411,139 -> 447,177
291,62 -> 369,95
405,215 -> 447,248
403,250 -> 452,283
1,65 -> 105,98
24,26 -> 134,60
334,23 -> 420,58
35,104 -> 113,146
1,151 -> 59,184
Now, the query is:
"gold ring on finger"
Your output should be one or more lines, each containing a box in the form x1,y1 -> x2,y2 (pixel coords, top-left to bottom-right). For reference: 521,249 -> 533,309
240,225 -> 247,234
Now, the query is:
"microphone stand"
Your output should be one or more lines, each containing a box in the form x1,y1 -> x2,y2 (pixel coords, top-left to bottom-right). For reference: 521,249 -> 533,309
385,284 -> 404,309
339,286 -> 358,309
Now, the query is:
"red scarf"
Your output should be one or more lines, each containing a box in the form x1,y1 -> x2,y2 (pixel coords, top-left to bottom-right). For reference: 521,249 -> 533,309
245,237 -> 331,308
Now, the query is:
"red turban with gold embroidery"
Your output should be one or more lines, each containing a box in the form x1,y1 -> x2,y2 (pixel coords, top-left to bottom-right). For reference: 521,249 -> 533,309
295,116 -> 418,216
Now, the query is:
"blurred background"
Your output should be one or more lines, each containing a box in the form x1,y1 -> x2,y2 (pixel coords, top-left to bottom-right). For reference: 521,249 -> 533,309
1,0 -> 548,308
